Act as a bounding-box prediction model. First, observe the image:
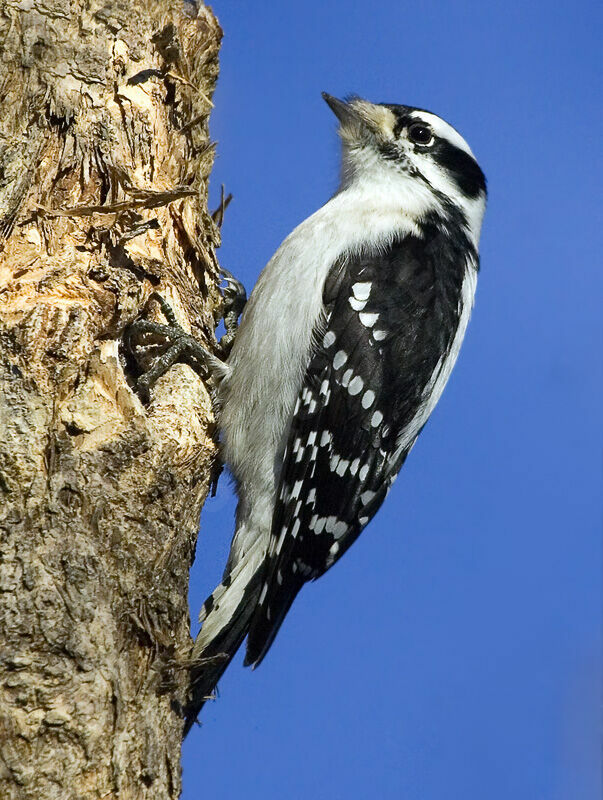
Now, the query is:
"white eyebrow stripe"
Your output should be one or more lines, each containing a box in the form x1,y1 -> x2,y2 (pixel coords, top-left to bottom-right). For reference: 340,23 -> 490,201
410,111 -> 475,158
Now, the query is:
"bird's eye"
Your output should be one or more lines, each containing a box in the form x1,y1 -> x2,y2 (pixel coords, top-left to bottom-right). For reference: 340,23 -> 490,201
408,123 -> 434,146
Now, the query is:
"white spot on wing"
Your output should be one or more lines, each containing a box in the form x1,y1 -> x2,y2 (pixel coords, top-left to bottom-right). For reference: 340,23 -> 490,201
276,527 -> 287,554
314,517 -> 326,534
348,376 -> 363,395
371,410 -> 383,427
352,282 -> 371,300
327,540 -> 340,567
362,390 -> 375,408
359,312 -> 379,328
323,330 -> 336,348
336,459 -> 349,476
325,516 -> 338,533
333,350 -> 348,370
349,296 -> 367,311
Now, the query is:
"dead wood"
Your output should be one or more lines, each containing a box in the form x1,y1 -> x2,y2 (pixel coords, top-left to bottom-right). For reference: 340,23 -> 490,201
0,1 -> 223,797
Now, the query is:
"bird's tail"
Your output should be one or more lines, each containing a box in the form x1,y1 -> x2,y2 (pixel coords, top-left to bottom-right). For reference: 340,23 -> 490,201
183,539 -> 265,735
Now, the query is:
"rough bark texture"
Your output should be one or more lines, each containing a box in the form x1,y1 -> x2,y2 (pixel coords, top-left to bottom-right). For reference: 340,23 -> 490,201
0,1 -> 222,797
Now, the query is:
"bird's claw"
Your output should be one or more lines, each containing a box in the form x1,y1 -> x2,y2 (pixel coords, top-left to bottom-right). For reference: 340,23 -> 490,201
124,293 -> 227,402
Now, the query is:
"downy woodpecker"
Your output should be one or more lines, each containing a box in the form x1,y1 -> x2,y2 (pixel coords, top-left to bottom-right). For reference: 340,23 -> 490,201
185,94 -> 486,731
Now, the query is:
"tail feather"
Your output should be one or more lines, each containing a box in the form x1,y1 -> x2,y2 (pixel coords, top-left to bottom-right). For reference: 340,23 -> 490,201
244,574 -> 304,669
184,578 -> 260,735
184,540 -> 266,735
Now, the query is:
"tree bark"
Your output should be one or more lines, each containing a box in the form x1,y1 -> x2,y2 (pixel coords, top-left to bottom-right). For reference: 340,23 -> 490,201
0,1 -> 222,797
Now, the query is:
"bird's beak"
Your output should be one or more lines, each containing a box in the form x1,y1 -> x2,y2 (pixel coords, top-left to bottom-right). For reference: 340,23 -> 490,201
322,93 -> 358,126
321,93 -> 385,142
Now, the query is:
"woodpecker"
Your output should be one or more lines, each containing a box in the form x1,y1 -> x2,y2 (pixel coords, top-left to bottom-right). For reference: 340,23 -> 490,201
184,94 -> 486,731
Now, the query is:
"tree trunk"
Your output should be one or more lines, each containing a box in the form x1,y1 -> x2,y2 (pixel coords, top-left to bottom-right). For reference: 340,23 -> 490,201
0,1 -> 222,797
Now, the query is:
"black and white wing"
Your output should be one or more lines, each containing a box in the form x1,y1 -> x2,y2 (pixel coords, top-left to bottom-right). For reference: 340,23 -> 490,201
245,230 -> 469,667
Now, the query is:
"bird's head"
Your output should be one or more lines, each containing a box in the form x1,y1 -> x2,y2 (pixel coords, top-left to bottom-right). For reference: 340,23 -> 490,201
322,93 -> 487,243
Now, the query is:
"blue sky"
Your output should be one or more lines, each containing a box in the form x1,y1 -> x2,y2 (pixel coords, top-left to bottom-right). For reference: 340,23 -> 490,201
182,2 -> 601,798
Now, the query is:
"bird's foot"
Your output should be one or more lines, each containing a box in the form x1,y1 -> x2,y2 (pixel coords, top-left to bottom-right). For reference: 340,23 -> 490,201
124,293 -> 228,403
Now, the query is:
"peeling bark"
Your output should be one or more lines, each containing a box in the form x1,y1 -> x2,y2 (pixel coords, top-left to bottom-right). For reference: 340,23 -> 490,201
0,1 -> 222,797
